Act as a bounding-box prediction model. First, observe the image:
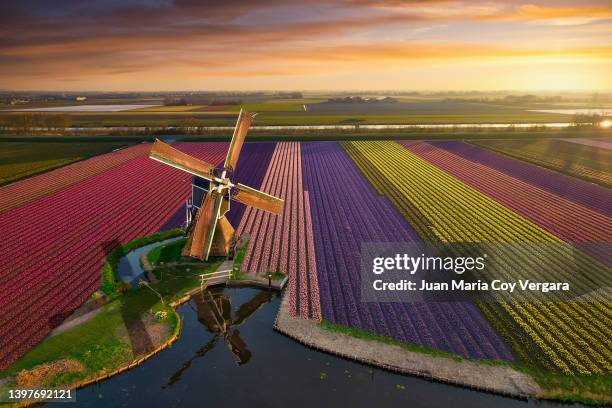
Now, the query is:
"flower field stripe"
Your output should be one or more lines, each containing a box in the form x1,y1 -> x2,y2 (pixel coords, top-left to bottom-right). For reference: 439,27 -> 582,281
400,141 -> 612,265
342,140 -> 611,374
302,142 -> 513,360
303,191 -> 322,321
0,144 -> 150,214
428,141 -> 611,215
237,142 -> 319,319
0,142 -> 228,370
0,143 -> 226,275
237,142 -> 285,273
470,139 -> 612,188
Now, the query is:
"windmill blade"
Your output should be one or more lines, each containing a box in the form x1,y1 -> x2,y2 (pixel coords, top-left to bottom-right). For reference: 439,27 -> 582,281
185,190 -> 224,260
233,183 -> 284,215
224,110 -> 256,172
150,139 -> 216,180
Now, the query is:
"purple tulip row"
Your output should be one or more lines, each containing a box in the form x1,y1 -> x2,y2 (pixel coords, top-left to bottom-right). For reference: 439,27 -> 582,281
429,141 -> 611,215
301,142 -> 514,361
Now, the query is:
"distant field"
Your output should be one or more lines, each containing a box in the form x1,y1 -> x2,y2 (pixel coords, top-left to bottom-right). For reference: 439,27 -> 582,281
129,105 -> 206,112
0,142 -> 130,185
0,111 -> 571,128
6,104 -> 160,112
226,102 -> 307,112
0,100 -> 577,127
472,139 -> 612,187
305,101 -> 508,114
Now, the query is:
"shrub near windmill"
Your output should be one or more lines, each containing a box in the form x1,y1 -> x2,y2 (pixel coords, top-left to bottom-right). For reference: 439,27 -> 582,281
149,110 -> 284,260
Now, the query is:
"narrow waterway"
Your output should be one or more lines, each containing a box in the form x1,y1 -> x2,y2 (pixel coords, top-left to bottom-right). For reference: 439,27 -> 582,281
117,237 -> 182,287
48,287 -> 583,408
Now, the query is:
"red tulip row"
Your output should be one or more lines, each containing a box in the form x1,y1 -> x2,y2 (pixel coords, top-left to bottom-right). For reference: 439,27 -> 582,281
0,142 -> 228,370
0,144 -> 150,214
236,142 -> 321,320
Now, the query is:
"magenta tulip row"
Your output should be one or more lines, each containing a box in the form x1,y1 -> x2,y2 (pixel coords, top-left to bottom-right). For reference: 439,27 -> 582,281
0,144 -> 150,214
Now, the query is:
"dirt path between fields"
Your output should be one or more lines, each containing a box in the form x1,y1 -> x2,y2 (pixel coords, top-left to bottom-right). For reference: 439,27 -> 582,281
274,295 -> 540,399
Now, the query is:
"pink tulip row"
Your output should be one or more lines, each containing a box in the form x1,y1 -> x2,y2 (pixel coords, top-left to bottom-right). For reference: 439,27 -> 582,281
0,144 -> 150,214
237,142 -> 321,320
0,142 -> 228,370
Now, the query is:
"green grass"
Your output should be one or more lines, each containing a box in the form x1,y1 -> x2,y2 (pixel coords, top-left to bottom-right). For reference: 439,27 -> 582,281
152,260 -> 222,300
1,301 -> 132,379
0,142 -> 130,186
147,238 -> 186,265
269,272 -> 286,281
230,239 -> 249,280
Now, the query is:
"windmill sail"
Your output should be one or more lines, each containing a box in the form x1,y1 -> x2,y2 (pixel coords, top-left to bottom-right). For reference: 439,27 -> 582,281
233,183 -> 284,214
150,139 -> 216,180
224,110 -> 256,172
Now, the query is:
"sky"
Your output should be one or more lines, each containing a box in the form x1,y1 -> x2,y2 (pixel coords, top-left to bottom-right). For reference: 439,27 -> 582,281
0,0 -> 611,91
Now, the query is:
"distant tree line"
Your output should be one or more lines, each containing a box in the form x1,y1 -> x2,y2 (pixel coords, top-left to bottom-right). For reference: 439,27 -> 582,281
0,113 -> 72,134
443,94 -> 564,104
163,97 -> 189,106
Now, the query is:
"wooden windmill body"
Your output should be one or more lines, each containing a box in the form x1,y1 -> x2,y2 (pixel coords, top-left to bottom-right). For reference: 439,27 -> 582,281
149,110 -> 284,260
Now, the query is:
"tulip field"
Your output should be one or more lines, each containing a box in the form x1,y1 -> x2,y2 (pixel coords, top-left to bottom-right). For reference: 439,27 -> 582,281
236,142 -> 321,320
0,142 -> 229,370
1,138 -> 610,376
427,140 -> 611,215
399,141 -> 611,266
342,140 -> 611,374
301,142 -> 513,360
471,139 -> 612,188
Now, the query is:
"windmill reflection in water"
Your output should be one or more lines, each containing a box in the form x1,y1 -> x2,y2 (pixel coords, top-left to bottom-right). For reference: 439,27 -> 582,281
163,288 -> 277,387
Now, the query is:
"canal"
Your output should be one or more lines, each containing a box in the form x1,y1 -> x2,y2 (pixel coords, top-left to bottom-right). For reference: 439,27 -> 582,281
51,287 -> 581,408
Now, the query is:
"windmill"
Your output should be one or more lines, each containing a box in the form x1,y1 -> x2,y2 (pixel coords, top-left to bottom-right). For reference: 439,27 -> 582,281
149,110 -> 283,260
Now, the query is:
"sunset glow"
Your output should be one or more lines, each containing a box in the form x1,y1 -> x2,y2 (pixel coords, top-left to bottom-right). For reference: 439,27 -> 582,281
0,0 -> 611,91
